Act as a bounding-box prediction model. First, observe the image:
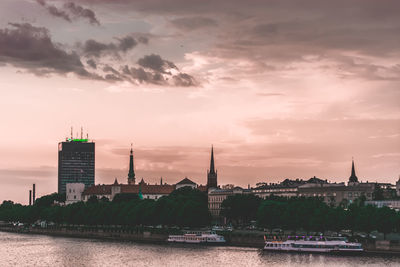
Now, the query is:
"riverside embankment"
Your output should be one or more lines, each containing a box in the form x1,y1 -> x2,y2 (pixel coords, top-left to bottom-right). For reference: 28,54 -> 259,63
1,225 -> 399,254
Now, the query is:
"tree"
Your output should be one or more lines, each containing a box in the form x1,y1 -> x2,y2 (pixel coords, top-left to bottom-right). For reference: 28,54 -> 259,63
257,200 -> 286,231
221,194 -> 262,225
112,193 -> 139,203
87,195 -> 99,204
376,207 -> 396,240
34,193 -> 65,207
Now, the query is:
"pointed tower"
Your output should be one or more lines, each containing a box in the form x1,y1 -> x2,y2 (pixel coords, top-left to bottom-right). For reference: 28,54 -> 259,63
128,144 -> 135,184
348,159 -> 358,184
207,146 -> 218,189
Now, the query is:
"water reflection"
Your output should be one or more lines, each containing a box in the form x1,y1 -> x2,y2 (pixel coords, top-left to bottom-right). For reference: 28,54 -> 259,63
0,232 -> 399,267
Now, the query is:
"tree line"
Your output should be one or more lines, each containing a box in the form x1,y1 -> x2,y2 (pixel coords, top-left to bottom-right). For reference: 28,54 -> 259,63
221,194 -> 400,239
0,187 -> 211,228
2,188 -> 399,238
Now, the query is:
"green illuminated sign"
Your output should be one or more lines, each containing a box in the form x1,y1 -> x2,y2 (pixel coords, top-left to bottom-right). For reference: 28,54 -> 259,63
67,138 -> 89,142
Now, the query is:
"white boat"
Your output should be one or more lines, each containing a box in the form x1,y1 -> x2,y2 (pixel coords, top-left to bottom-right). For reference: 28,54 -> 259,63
263,236 -> 363,253
168,231 -> 226,244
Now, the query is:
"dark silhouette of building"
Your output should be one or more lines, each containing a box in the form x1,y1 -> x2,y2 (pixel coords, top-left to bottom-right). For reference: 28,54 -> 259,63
32,183 -> 36,204
207,146 -> 218,189
58,138 -> 95,193
29,190 -> 32,206
349,159 -> 358,183
128,144 -> 136,184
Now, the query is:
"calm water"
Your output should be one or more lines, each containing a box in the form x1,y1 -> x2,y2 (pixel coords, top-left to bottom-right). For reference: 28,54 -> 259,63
0,232 -> 399,267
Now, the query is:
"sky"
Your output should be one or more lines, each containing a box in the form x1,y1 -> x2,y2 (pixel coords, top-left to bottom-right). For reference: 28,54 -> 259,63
0,0 -> 399,204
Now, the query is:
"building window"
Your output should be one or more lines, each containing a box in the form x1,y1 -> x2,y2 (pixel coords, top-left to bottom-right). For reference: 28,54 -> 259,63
74,195 -> 76,199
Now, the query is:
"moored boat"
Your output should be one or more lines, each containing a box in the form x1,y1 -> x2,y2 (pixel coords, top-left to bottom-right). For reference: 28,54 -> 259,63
263,235 -> 363,253
168,230 -> 226,244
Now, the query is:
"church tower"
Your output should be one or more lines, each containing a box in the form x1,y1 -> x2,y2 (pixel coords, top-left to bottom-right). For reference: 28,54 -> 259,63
207,146 -> 218,189
348,159 -> 358,184
128,144 -> 135,184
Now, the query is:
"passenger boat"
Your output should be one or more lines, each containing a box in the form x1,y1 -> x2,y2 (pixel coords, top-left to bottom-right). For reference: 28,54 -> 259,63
263,235 -> 363,253
167,230 -> 226,244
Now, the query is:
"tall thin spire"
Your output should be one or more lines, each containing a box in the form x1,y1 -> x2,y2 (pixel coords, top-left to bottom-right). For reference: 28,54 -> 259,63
349,158 -> 358,183
128,143 -> 135,184
207,145 -> 218,189
210,145 -> 215,174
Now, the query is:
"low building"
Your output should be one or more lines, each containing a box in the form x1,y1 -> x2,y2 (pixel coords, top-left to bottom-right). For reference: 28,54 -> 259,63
365,200 -> 400,211
83,178 -> 176,201
298,182 -> 375,206
208,187 -> 251,219
175,177 -> 197,190
66,183 -> 85,204
252,178 -> 310,199
82,177 -> 203,201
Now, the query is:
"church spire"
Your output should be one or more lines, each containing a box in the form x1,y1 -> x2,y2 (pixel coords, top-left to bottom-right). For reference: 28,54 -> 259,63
349,158 -> 358,183
207,145 -> 218,189
210,145 -> 215,174
128,144 -> 135,184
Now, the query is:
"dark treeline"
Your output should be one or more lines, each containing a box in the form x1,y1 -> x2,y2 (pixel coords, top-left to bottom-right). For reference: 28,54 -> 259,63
222,195 -> 400,239
0,187 -> 211,228
2,189 -> 400,238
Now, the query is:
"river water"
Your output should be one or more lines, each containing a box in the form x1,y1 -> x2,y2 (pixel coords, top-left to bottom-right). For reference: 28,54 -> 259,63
0,232 -> 399,267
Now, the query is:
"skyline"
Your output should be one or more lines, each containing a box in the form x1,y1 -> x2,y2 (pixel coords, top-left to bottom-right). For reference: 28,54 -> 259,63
1,0 -> 399,204
3,135 -> 398,205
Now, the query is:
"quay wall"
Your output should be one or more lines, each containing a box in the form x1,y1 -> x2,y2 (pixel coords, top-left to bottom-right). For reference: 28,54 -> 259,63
0,226 -> 168,243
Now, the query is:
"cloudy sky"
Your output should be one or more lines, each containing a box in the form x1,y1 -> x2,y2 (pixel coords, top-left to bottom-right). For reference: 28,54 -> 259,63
0,0 -> 399,204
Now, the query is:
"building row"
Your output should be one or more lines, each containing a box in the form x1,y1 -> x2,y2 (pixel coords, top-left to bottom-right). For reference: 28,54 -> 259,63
65,145 -> 215,204
58,135 -> 400,219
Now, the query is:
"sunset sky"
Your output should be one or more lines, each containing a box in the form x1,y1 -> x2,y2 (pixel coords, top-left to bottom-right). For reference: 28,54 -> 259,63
0,0 -> 399,204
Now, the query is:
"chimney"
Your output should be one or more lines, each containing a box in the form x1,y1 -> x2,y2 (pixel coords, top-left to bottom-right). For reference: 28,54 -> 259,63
29,190 -> 32,206
32,184 -> 36,204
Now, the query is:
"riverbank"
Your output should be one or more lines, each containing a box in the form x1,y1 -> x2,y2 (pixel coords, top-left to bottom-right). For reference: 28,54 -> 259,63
1,226 -> 399,255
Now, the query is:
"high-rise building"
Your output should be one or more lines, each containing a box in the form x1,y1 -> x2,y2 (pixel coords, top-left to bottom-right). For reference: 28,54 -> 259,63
127,144 -> 136,184
207,146 -> 218,189
58,137 -> 95,194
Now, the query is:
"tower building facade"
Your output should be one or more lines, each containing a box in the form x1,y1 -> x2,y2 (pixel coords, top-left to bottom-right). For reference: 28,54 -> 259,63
128,145 -> 136,184
207,146 -> 218,189
58,138 -> 95,194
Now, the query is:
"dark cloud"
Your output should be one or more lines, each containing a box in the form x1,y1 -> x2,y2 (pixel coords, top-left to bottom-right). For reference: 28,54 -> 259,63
117,36 -> 138,52
0,23 -> 97,78
170,16 -> 218,31
138,54 -> 177,74
82,36 -> 139,58
173,73 -> 197,87
70,0 -> 400,82
64,2 -> 100,25
0,23 -> 197,86
86,59 -> 97,69
36,0 -> 100,25
104,73 -> 124,82
122,65 -> 166,85
121,60 -> 196,87
103,65 -> 120,75
36,0 -> 71,22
